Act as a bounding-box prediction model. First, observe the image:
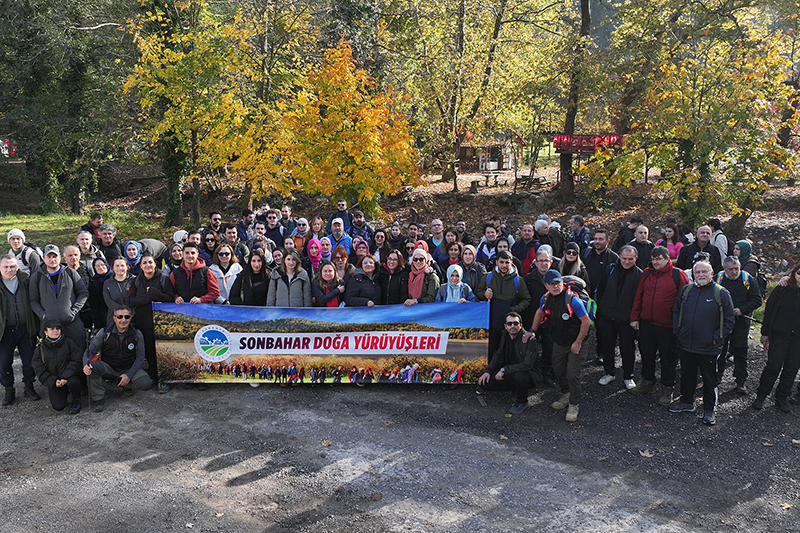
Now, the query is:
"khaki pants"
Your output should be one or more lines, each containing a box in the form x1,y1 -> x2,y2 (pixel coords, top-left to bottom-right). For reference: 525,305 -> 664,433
552,341 -> 588,405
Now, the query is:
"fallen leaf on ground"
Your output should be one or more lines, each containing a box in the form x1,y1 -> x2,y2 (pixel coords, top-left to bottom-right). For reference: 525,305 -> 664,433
598,457 -> 607,461
335,486 -> 344,492
371,493 -> 382,501
215,513 -> 224,518
656,448 -> 666,453
321,440 -> 332,447
639,449 -> 654,458
500,435 -> 508,440
792,439 -> 800,444
644,423 -> 653,428
504,413 -> 513,418
382,422 -> 392,427
764,442 -> 774,447
781,503 -> 792,510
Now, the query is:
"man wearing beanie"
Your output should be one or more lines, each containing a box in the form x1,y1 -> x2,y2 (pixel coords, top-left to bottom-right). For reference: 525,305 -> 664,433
0,253 -> 40,405
6,228 -> 42,276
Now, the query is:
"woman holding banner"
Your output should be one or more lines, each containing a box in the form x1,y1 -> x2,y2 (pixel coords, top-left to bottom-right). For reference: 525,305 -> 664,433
312,261 -> 345,307
230,249 -> 270,306
378,249 -> 408,305
130,253 -> 171,391
345,255 -> 382,307
268,249 -> 312,307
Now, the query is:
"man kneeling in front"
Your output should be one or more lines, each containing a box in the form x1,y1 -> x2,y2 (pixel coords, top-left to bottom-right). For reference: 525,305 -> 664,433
83,306 -> 152,412
477,312 -> 541,415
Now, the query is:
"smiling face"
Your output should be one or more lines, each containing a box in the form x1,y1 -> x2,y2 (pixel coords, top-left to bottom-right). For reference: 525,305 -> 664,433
126,244 -> 138,259
321,264 -> 335,282
141,256 -> 156,276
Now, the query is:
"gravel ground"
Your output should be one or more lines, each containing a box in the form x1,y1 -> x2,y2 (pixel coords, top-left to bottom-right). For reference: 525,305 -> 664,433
1,335 -> 798,533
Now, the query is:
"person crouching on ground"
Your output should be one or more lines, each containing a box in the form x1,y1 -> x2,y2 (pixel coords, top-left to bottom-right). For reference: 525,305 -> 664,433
32,319 -> 83,414
83,306 -> 153,412
477,312 -> 541,415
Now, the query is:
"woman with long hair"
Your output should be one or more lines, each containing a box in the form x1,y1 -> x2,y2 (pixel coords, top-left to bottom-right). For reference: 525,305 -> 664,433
438,240 -> 462,273
230,248 -> 270,306
332,245 -> 354,283
210,244 -> 242,305
129,253 -> 171,392
558,242 -> 590,289
103,257 -> 135,325
345,255 -> 382,307
371,229 -> 391,265
88,257 -> 111,331
438,227 -> 459,262
202,230 -> 220,258
655,223 -> 683,260
753,263 -> 800,412
312,261 -> 345,307
267,249 -> 312,307
378,249 -> 408,305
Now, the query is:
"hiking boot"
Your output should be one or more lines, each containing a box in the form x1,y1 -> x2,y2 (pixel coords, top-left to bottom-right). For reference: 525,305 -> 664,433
631,380 -> 656,395
68,401 -> 82,415
598,374 -> 616,386
669,401 -> 696,413
551,393 -> 570,410
752,397 -> 765,410
658,386 -> 674,406
92,399 -> 105,413
508,402 -> 527,415
624,378 -> 636,390
776,400 -> 791,414
23,384 -> 41,401
2,387 -> 14,406
158,383 -> 171,394
565,404 -> 579,422
702,410 -> 716,425
734,380 -> 747,395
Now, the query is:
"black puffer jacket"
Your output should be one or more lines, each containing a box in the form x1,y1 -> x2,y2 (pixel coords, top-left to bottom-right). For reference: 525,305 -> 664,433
345,271 -> 383,306
129,270 -> 170,329
32,334 -> 82,388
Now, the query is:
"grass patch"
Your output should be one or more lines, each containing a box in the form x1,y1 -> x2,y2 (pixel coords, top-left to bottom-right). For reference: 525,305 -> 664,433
0,208 -> 177,251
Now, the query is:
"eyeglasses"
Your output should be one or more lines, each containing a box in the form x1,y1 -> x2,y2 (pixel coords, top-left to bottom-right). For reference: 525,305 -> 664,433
431,223 -> 442,227
218,252 -> 231,257
115,314 -> 132,320
565,251 -> 578,256
535,259 -> 551,264
413,257 -> 425,262
205,238 -> 216,242
211,218 -> 221,222
298,223 -> 307,227
267,215 -> 277,219
505,321 -> 520,326
362,261 -> 375,266
387,257 -> 398,262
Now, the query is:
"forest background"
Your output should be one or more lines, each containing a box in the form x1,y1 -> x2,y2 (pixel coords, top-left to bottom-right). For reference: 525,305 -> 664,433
1,0 -> 799,239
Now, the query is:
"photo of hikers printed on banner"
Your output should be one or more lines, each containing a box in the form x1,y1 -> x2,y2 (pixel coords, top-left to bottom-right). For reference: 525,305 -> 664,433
154,302 -> 490,385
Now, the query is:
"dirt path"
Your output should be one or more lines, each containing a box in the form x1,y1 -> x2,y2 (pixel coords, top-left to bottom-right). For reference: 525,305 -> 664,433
1,338 -> 798,532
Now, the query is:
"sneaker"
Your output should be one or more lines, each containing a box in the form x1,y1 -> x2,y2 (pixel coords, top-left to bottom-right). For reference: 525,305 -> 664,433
475,386 -> 486,395
776,401 -> 791,414
68,401 -> 82,415
23,384 -> 41,401
658,386 -> 674,406
598,374 -> 616,386
624,379 -> 636,390
2,387 -> 14,406
551,393 -> 570,410
92,399 -> 105,413
734,380 -> 747,395
752,397 -> 765,410
669,401 -> 696,413
508,402 -> 527,415
158,383 -> 171,394
631,380 -> 656,395
565,404 -> 579,422
702,410 -> 716,425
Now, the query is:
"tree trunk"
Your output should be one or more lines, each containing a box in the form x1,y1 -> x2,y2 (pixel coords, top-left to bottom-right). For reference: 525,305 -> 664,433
560,0 -> 591,201
162,135 -> 186,228
725,197 -> 753,241
242,183 -> 253,211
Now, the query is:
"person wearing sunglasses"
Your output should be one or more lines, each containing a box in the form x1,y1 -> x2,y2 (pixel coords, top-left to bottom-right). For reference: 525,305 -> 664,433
209,244 -> 242,305
403,249 -> 439,306
477,312 -> 541,416
83,306 -> 153,412
557,243 -> 590,290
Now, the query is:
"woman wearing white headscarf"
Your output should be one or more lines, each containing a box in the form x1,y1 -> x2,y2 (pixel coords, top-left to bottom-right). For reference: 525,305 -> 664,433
435,264 -> 475,303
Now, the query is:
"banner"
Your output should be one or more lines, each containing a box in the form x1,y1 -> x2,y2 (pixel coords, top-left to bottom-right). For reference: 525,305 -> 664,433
154,302 -> 489,385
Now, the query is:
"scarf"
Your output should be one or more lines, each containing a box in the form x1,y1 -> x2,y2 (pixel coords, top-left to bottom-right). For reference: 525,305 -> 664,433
307,238 -> 322,269
125,240 -> 142,269
408,249 -> 428,300
736,240 -> 752,264
320,237 -> 332,261
445,264 -> 464,302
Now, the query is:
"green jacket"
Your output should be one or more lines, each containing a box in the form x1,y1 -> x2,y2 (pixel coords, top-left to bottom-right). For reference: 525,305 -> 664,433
0,271 -> 40,334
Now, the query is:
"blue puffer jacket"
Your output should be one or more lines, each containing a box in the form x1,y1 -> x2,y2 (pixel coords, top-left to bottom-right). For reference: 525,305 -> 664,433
672,282 -> 735,356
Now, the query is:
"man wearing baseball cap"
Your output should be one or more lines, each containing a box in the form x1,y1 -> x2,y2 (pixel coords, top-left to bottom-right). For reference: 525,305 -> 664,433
29,244 -> 89,353
530,270 -> 591,422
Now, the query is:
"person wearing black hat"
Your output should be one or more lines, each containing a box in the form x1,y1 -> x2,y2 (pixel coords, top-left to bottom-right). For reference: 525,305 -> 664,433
530,269 -> 591,422
0,253 -> 40,405
32,319 -> 83,414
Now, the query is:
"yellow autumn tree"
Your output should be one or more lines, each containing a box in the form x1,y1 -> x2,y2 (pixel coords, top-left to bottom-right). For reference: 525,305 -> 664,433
236,41 -> 420,214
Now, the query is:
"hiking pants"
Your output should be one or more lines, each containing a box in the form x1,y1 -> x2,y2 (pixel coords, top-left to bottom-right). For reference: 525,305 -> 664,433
756,335 -> 800,403
598,317 -> 637,380
552,341 -> 588,405
678,349 -> 718,411
718,316 -> 750,382
638,320 -> 676,386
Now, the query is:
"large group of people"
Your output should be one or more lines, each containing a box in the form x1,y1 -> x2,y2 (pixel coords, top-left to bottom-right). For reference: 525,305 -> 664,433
1,203 -> 798,424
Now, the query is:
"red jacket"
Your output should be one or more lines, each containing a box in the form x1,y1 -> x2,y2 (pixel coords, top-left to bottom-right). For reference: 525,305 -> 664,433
630,259 -> 689,328
168,258 -> 220,304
